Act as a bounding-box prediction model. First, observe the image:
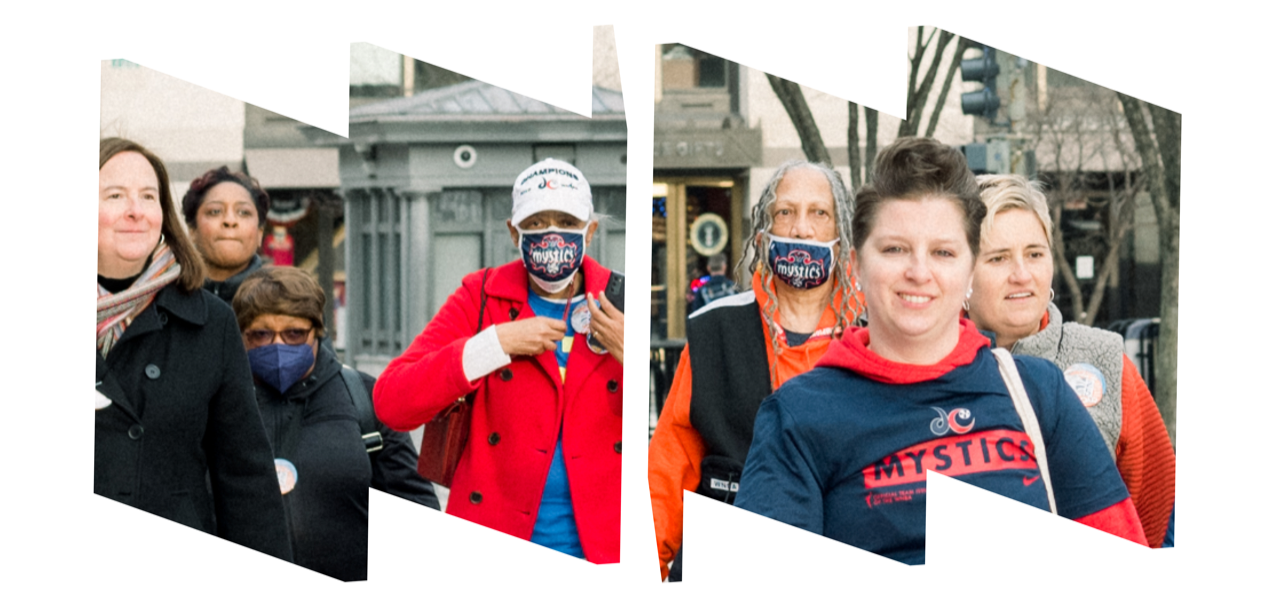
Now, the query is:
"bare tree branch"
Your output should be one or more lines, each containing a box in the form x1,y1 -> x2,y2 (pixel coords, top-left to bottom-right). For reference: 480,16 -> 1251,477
768,74 -> 832,165
1049,196 -> 1085,322
1150,104 -> 1181,211
1082,196 -> 1133,325
865,106 -> 879,181
848,101 -> 862,191
925,36 -> 966,138
901,29 -> 955,136
1118,92 -> 1179,445
904,26 -> 926,135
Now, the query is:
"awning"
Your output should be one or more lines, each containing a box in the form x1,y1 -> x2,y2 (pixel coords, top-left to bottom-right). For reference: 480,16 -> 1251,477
244,148 -> 340,189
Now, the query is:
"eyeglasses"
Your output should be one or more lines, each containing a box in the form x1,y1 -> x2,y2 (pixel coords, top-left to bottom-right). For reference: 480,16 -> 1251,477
243,327 -> 314,348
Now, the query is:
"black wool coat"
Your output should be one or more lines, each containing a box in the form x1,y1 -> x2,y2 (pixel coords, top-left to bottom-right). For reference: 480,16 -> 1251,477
202,254 -> 263,305
95,284 -> 293,562
254,344 -> 439,581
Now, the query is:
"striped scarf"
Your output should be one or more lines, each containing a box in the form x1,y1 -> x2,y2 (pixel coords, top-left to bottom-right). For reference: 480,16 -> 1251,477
97,243 -> 180,357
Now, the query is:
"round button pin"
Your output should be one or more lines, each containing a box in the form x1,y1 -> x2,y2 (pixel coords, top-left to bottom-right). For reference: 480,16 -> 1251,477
275,459 -> 298,495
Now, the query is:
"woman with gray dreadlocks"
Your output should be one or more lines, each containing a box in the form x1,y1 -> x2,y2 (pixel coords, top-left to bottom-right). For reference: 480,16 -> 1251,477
648,161 -> 863,581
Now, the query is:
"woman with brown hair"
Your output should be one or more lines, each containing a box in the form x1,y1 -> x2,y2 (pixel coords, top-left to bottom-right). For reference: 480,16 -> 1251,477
734,137 -> 1147,564
233,266 -> 439,581
96,137 -> 291,560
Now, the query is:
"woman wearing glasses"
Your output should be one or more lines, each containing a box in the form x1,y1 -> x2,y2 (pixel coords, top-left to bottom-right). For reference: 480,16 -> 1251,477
232,266 -> 439,581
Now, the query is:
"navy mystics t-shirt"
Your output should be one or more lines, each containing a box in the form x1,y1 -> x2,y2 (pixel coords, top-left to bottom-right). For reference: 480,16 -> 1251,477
734,347 -> 1129,565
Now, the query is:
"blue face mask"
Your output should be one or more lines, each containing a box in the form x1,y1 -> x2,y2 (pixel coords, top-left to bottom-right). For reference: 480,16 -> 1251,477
248,343 -> 315,393
519,227 -> 587,293
766,233 -> 839,290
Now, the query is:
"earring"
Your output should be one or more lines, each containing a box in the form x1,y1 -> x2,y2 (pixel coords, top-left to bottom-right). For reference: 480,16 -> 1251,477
966,287 -> 973,299
963,299 -> 970,311
1049,288 -> 1055,301
855,280 -> 861,292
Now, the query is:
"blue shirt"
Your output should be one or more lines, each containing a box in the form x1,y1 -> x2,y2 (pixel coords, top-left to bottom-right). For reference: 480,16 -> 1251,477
525,292 -> 585,558
735,350 -> 1131,565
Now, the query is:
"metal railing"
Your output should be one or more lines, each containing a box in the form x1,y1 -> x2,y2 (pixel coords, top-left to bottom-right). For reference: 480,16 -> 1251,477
1107,318 -> 1160,396
649,339 -> 687,437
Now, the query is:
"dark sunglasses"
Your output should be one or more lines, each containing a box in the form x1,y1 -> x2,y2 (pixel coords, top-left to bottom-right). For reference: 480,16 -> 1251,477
243,327 -> 314,348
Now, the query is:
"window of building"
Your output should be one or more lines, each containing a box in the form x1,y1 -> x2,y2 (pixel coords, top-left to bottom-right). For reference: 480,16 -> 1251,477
660,44 -> 729,90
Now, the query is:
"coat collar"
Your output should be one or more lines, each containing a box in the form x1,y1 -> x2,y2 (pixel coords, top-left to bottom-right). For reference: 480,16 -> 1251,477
109,284 -> 209,354
97,285 -> 209,422
1010,302 -> 1063,359
204,254 -> 263,303
483,256 -> 611,303
151,283 -> 210,326
482,257 -> 615,392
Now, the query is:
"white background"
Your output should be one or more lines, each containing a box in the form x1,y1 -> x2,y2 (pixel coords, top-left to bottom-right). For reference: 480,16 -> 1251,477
9,1 -> 1272,605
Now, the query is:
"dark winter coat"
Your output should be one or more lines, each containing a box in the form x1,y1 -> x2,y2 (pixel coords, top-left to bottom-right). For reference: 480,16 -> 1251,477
203,254 -> 264,305
253,343 -> 439,581
94,284 -> 293,562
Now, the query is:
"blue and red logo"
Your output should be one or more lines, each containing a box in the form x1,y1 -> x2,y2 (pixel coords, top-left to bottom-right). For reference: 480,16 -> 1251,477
525,233 -> 581,280
929,407 -> 975,436
772,249 -> 827,289
537,177 -> 579,191
766,235 -> 835,290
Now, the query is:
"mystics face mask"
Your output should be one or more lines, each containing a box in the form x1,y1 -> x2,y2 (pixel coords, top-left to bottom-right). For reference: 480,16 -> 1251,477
765,233 -> 839,290
519,226 -> 588,293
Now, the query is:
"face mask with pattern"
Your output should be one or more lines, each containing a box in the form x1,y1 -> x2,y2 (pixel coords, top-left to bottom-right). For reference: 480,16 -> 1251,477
765,233 -> 839,290
519,226 -> 588,293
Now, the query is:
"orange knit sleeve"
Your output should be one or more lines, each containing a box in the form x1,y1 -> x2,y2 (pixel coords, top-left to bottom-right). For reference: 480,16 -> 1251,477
1115,355 -> 1176,547
648,346 -> 706,580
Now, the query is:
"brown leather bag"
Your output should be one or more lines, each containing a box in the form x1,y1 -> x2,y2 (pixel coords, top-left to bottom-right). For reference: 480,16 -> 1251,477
416,269 -> 489,487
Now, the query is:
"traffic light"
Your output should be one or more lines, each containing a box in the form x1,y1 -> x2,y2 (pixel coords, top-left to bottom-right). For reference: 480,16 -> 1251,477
961,45 -> 1000,121
959,140 -> 1009,175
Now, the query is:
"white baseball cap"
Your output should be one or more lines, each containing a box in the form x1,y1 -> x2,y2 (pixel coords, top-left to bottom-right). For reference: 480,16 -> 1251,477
511,158 -> 593,225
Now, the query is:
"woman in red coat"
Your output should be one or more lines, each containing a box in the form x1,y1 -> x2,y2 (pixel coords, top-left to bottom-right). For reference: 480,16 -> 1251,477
374,159 -> 624,563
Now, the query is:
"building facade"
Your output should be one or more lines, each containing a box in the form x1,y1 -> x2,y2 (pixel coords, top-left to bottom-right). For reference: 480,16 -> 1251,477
303,80 -> 628,374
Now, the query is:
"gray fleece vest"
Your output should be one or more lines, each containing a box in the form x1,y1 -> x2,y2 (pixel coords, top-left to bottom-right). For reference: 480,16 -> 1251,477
1010,303 -> 1123,457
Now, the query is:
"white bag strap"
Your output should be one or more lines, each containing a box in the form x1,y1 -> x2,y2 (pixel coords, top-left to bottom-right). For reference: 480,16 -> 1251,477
991,348 -> 1057,515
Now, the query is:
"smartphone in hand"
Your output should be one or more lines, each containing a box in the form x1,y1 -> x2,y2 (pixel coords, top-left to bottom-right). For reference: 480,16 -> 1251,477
587,272 -> 623,352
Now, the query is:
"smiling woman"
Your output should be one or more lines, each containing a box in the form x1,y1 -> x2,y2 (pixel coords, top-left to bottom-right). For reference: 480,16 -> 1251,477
852,195 -> 973,364
95,138 -> 291,562
733,137 -> 1150,565
98,152 -> 164,279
